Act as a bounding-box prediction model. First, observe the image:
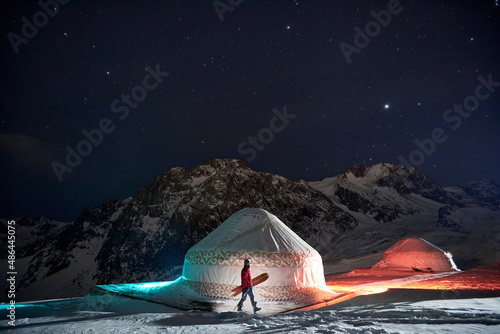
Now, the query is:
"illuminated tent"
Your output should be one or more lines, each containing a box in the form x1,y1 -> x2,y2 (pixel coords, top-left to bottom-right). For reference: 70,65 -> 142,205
180,208 -> 329,300
372,237 -> 459,272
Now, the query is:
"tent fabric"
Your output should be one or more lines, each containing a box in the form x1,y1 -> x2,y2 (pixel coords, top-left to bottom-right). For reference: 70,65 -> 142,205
180,208 -> 328,300
371,237 -> 460,272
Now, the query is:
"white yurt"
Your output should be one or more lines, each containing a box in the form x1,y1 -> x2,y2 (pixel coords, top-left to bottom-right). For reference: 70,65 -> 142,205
180,208 -> 328,300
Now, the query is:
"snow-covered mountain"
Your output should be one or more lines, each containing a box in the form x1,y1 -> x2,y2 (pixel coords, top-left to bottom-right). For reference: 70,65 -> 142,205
463,178 -> 500,207
309,163 -> 463,223
1,160 -> 498,302
0,216 -> 68,252
308,163 -> 500,274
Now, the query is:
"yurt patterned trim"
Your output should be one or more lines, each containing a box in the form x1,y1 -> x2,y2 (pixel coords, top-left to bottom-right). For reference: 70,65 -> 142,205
184,250 -> 321,268
257,285 -> 326,301
180,278 -> 234,299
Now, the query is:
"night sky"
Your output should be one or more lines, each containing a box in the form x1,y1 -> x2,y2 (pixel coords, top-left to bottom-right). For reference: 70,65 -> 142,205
1,0 -> 499,221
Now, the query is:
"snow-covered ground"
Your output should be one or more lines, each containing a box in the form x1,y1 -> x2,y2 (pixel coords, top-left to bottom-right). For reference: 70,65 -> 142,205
1,290 -> 499,333
2,263 -> 500,333
2,249 -> 499,333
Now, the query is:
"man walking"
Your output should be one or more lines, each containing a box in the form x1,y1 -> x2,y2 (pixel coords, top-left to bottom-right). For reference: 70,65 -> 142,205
237,259 -> 261,313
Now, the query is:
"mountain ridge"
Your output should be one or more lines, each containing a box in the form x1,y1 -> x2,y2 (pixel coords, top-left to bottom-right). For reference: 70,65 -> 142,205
1,159 -> 498,302
1,159 -> 356,301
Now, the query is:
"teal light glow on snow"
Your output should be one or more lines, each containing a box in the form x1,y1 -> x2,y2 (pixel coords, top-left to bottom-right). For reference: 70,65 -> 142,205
0,302 -> 38,310
94,280 -> 176,297
118,281 -> 174,292
0,298 -> 82,313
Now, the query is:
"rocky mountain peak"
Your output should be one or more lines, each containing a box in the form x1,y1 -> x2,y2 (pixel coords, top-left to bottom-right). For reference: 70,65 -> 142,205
311,162 -> 460,223
204,158 -> 249,170
463,178 -> 500,207
187,158 -> 250,179
340,163 -> 431,192
16,215 -> 54,227
146,159 -> 249,187
345,163 -> 368,178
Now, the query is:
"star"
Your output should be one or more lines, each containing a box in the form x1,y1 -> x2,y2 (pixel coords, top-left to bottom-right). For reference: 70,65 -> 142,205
384,104 -> 390,109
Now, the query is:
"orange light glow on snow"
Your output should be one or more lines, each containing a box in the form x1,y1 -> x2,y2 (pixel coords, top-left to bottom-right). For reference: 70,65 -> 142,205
325,261 -> 500,295
326,285 -> 356,292
361,288 -> 389,295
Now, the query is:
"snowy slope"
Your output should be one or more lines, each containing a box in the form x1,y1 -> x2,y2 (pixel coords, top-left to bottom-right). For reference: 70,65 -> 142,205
1,291 -> 499,333
2,259 -> 499,332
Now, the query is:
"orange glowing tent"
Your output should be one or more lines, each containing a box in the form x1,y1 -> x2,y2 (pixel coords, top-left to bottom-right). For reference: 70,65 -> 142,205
372,237 -> 460,272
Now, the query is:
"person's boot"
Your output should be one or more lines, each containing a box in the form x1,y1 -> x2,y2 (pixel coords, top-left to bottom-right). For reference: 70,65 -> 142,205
237,304 -> 242,312
253,303 -> 261,314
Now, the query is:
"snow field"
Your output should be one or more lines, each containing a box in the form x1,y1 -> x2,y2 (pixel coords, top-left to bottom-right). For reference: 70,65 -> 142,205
1,290 -> 499,333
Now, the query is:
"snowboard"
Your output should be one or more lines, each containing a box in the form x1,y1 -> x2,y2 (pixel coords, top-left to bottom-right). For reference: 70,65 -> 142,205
230,273 -> 269,297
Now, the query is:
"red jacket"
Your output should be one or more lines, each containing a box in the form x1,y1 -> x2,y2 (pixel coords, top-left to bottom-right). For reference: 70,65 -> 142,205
241,266 -> 252,289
